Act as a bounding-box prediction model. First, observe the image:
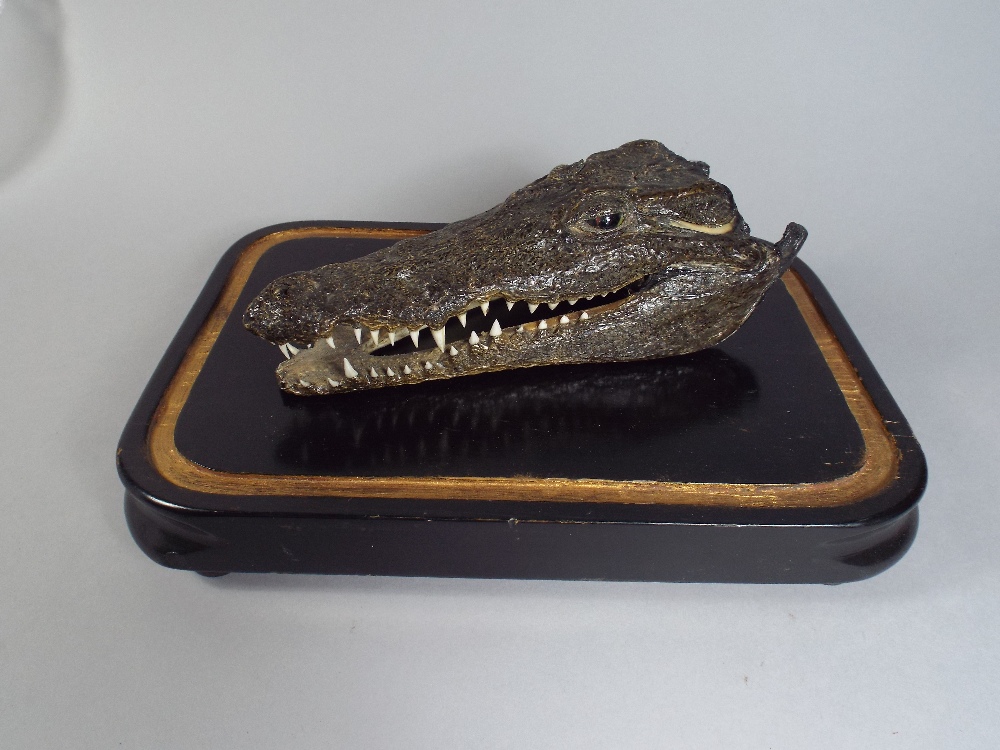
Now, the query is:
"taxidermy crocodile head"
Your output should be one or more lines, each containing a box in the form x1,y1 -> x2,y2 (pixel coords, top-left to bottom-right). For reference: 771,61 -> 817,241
244,140 -> 807,395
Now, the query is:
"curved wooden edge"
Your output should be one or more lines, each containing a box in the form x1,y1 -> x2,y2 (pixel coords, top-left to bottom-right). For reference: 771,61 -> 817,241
148,226 -> 900,508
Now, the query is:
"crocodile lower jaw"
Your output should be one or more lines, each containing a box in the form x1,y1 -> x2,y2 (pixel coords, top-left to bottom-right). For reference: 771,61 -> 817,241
274,277 -> 650,395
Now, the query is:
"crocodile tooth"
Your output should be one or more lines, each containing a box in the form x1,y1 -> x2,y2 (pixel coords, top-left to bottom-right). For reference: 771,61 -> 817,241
559,315 -> 570,324
469,330 -> 480,345
325,336 -> 336,349
527,303 -> 539,313
480,302 -> 489,315
370,366 -> 379,378
327,378 -> 339,387
279,344 -> 290,359
586,295 -> 594,300
403,365 -> 412,374
354,328 -> 363,344
505,300 -> 515,310
431,327 -> 446,351
386,367 -> 396,377
449,346 -> 458,356
580,311 -> 589,319
547,302 -> 558,310
299,379 -> 310,387
425,361 -> 434,370
517,325 -> 524,332
489,319 -> 502,337
370,329 -> 380,346
458,312 -> 467,327
410,330 -> 421,347
286,343 -> 300,355
344,358 -> 358,378
568,299 -> 578,306
388,331 -> 396,345
538,320 -> 548,330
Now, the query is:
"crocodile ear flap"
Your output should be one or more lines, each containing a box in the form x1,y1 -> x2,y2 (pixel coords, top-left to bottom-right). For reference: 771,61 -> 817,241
688,160 -> 711,177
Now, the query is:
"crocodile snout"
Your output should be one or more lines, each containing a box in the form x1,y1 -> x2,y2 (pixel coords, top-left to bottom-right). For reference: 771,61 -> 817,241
243,272 -> 324,343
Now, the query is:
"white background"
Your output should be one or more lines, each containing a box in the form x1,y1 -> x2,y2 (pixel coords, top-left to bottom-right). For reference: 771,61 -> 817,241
1,1 -> 998,747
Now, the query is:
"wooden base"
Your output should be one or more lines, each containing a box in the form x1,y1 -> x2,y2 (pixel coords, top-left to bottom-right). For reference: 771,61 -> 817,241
117,221 -> 926,582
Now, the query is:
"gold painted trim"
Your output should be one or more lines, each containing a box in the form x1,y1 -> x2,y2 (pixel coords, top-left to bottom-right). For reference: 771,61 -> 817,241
148,226 -> 899,508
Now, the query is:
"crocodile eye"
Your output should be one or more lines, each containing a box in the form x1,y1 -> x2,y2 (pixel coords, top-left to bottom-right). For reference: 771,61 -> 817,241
566,192 -> 635,237
586,212 -> 623,230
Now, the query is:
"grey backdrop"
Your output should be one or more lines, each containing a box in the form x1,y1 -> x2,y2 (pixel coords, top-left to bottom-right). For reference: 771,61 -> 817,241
1,1 -> 997,747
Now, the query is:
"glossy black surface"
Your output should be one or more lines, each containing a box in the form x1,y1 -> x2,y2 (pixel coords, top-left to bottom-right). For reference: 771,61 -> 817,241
124,491 -> 919,583
176,236 -> 864,484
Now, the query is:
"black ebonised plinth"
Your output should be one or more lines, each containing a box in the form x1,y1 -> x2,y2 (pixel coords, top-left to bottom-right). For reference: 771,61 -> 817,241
118,222 -> 925,583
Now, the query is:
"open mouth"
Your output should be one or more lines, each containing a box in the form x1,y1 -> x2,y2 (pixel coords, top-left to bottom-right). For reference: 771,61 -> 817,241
274,275 -> 651,389
370,275 -> 649,357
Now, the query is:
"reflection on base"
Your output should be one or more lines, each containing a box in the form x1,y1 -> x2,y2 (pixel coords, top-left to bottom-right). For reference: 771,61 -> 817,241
275,349 -> 757,476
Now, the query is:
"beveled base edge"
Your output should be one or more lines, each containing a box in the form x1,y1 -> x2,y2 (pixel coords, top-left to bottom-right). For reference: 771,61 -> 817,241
125,488 -> 918,584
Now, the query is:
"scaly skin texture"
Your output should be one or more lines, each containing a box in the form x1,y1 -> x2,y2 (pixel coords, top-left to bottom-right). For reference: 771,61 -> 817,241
244,140 -> 807,395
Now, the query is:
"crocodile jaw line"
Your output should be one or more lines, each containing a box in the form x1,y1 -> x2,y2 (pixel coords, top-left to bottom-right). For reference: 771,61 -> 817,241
271,255 -> 774,396
274,278 -> 651,395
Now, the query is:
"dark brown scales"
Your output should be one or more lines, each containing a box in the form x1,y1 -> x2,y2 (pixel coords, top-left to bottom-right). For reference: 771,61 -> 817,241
244,140 -> 806,395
